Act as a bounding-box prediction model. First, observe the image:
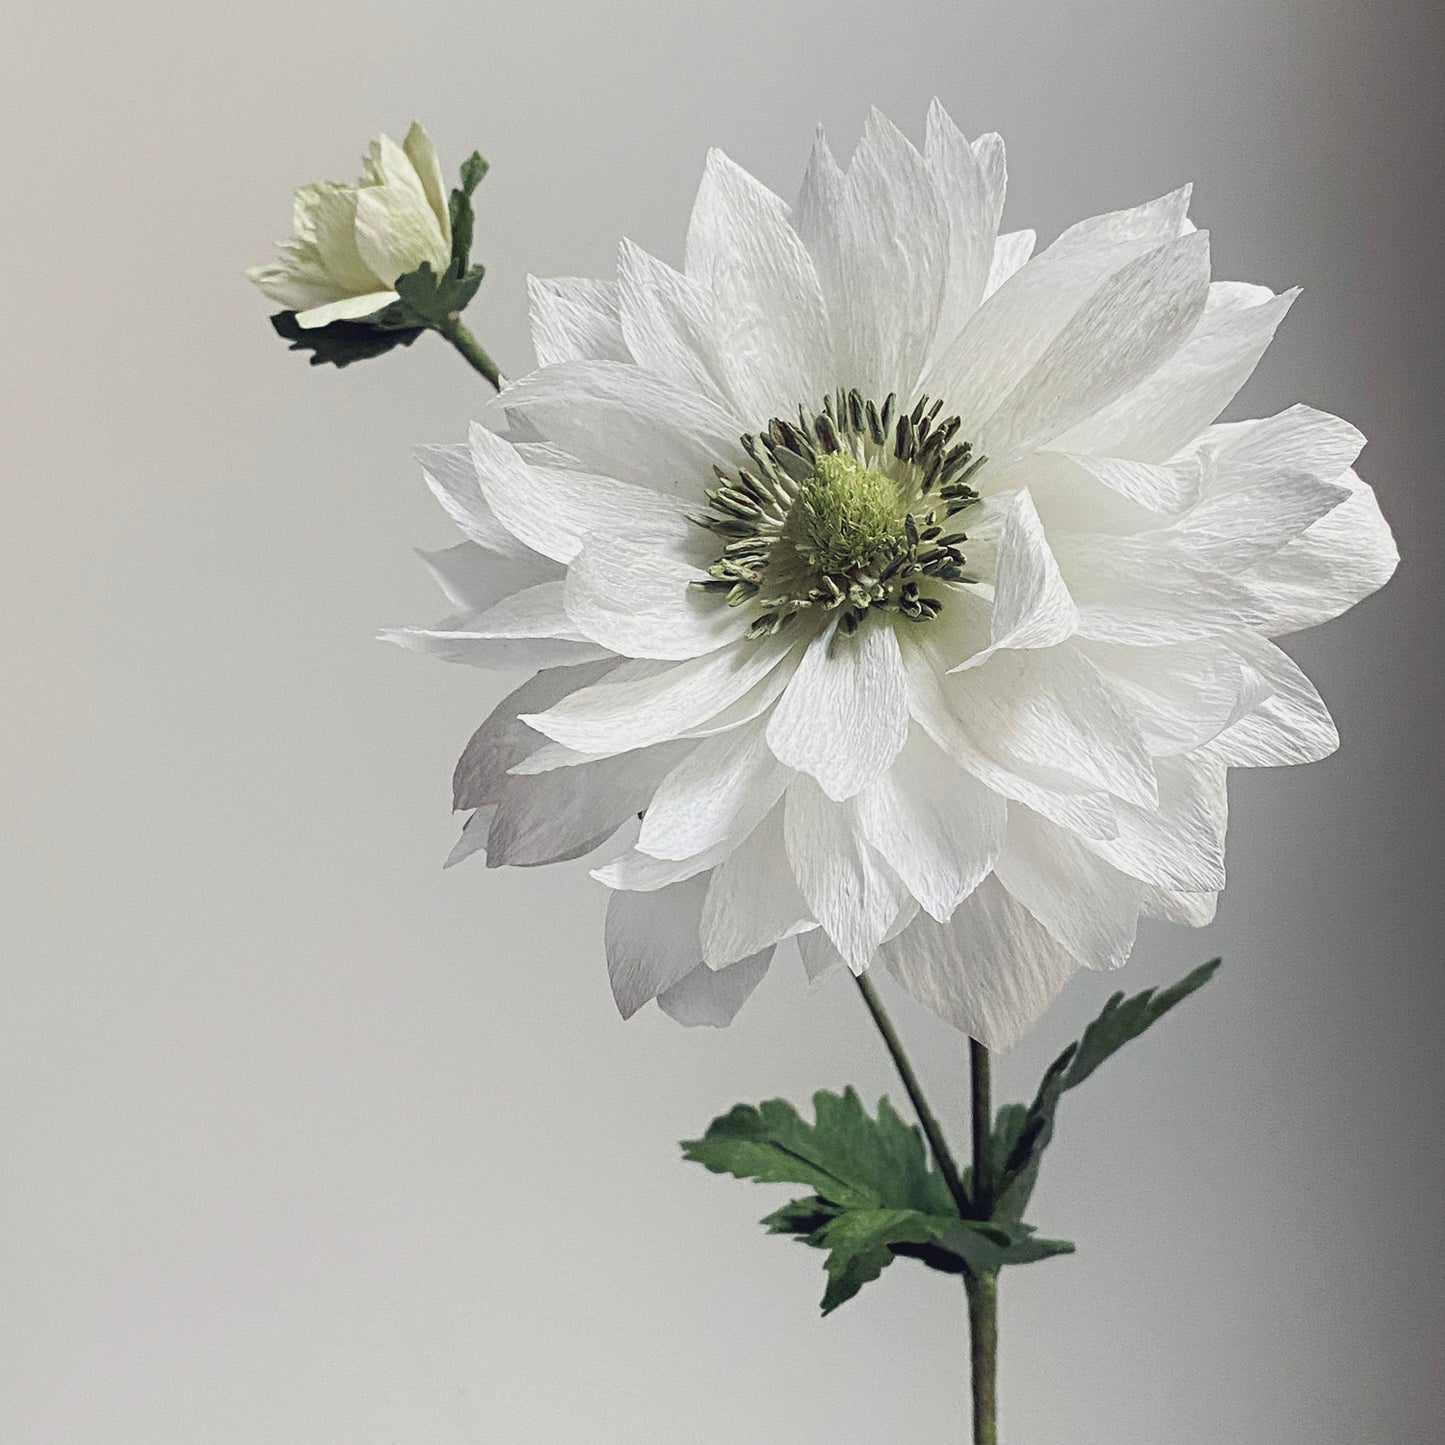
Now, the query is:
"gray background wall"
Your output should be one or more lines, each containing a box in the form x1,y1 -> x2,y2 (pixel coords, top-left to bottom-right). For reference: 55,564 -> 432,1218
4,1 -> 1441,1440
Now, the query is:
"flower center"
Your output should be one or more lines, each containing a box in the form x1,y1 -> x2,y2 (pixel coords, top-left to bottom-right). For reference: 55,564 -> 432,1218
790,453 -> 902,574
694,389 -> 985,638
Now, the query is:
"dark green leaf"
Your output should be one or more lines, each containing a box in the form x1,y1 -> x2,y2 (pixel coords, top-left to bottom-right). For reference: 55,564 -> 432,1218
811,1209 -> 942,1314
1066,957 -> 1222,1091
761,1197 -> 839,1239
393,260 -> 486,329
448,150 -> 489,275
268,310 -> 423,368
810,1210 -> 1071,1313
997,1233 -> 1076,1266
995,959 -> 1221,1218
682,1087 -> 954,1215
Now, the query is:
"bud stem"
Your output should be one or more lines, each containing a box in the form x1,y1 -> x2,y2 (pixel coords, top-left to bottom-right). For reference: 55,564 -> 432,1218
435,316 -> 502,390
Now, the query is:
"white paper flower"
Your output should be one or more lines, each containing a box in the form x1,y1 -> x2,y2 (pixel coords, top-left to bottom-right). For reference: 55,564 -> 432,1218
387,104 -> 1396,1047
248,123 -> 451,328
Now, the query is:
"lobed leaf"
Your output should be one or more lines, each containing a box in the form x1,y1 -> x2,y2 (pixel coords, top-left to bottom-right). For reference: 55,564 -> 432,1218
995,958 -> 1221,1218
682,1088 -> 954,1215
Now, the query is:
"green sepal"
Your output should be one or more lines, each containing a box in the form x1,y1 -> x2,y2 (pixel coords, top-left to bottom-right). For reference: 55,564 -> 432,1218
393,260 -> 487,330
992,958 -> 1222,1221
448,149 -> 489,276
268,310 -> 423,368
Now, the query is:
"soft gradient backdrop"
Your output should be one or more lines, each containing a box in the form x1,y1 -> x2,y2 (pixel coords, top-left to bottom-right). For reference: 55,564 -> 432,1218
4,1 -> 1441,1440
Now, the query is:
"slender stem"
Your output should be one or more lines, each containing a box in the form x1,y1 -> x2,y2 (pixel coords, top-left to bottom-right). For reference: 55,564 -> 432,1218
969,1038 -> 992,1217
965,1271 -> 999,1445
852,973 -> 971,1218
966,1037 -> 998,1445
435,315 -> 502,389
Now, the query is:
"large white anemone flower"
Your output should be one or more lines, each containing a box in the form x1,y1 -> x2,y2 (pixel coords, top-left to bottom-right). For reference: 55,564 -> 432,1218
386,104 -> 1396,1047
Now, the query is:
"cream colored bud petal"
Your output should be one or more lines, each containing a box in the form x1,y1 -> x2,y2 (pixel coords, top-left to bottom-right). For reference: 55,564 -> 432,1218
307,182 -> 384,293
363,133 -> 444,252
294,290 -> 399,328
403,121 -> 452,243
290,183 -> 326,242
353,178 -> 451,285
244,261 -> 346,313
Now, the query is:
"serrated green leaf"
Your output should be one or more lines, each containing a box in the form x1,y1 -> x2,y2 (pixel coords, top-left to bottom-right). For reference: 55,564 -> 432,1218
683,1098 -> 873,1208
682,1088 -> 955,1216
995,959 -> 1221,1219
268,310 -> 423,368
921,1216 -> 1059,1275
1065,957 -> 1222,1091
996,1233 -> 1076,1266
807,1210 -> 1071,1313
811,1209 -> 944,1314
448,150 -> 488,275
760,1196 -> 840,1239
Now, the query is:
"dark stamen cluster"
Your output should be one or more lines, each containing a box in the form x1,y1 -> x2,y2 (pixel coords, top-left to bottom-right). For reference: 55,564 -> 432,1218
692,389 -> 985,639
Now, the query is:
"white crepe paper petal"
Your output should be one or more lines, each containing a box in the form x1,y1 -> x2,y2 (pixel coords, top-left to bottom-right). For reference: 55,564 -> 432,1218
881,878 -> 1079,1050
956,490 -> 1078,664
523,637 -> 794,756
467,421 -> 697,566
563,538 -> 750,660
905,649 -> 1120,842
1084,756 -> 1228,892
452,660 -> 614,811
686,148 -> 834,422
700,805 -> 815,967
766,621 -> 909,801
495,360 -> 744,495
605,877 -> 710,1019
487,741 -> 689,868
638,718 -> 792,862
616,240 -> 725,403
994,807 -> 1144,970
1197,636 -> 1339,766
1049,286 -> 1298,462
978,231 -> 1211,462
784,779 -> 912,971
657,951 -> 772,1028
855,729 -> 1006,920
527,276 -> 631,367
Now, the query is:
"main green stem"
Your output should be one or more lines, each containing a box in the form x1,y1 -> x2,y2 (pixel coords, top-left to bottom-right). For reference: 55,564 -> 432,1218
966,1038 -> 998,1445
852,974 -> 971,1219
966,1269 -> 999,1445
852,978 -> 998,1443
436,315 -> 502,389
970,1038 -> 992,1210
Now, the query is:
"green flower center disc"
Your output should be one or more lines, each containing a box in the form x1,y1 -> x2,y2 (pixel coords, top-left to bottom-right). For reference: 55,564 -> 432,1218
789,453 -> 905,574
